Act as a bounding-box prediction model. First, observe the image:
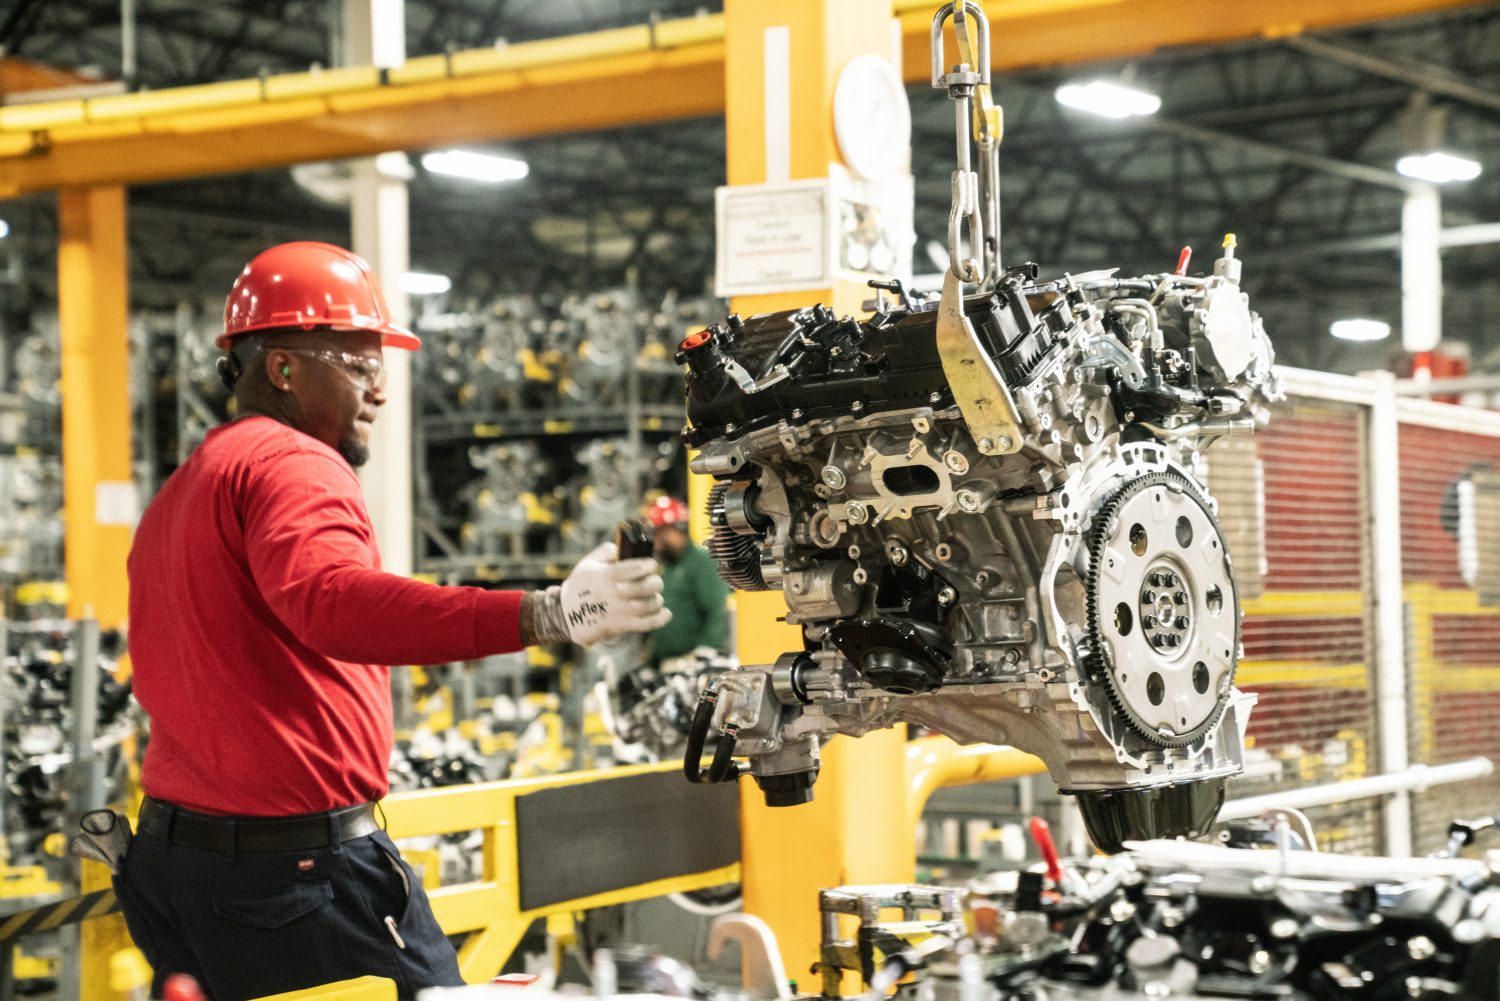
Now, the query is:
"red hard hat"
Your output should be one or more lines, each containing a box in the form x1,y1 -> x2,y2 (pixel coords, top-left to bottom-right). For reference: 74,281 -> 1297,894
648,496 -> 691,528
218,241 -> 421,351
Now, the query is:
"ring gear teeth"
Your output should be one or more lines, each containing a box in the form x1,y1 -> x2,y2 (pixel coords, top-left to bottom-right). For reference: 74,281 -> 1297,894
706,480 -> 767,591
1084,469 -> 1238,749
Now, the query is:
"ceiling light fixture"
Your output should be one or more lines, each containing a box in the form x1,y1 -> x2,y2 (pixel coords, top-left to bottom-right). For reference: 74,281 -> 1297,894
1396,151 -> 1482,184
400,271 -> 452,295
1055,80 -> 1161,120
1330,318 -> 1391,342
420,149 -> 529,184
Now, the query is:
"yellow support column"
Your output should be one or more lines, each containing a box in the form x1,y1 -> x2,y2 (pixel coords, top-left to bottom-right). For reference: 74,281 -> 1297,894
57,185 -> 134,629
58,187 -> 135,1001
722,0 -> 910,987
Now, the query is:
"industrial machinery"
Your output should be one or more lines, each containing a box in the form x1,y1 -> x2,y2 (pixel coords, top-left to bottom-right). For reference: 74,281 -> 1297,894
678,2 -> 1280,850
809,822 -> 1500,1001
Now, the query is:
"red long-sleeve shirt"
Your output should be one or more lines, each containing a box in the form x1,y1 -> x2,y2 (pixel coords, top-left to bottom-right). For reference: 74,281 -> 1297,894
128,416 -> 524,816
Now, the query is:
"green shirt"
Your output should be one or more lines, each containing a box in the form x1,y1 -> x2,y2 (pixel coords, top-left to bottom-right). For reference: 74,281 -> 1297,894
650,541 -> 731,662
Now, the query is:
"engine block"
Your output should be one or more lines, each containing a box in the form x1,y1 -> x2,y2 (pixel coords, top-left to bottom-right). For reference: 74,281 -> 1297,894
679,251 -> 1280,851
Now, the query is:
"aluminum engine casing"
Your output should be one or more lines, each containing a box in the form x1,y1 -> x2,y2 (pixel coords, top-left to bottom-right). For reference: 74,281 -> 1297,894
679,260 -> 1280,851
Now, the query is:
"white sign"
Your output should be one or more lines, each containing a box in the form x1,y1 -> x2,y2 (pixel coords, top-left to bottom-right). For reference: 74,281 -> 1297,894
715,180 -> 831,298
716,172 -> 915,300
95,481 -> 139,527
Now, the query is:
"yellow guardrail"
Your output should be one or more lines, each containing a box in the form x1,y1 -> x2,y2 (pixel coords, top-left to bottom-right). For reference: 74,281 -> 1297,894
379,761 -> 739,985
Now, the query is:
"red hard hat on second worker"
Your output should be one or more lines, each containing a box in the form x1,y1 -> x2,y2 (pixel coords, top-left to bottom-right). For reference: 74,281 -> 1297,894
218,241 -> 421,351
648,496 -> 691,528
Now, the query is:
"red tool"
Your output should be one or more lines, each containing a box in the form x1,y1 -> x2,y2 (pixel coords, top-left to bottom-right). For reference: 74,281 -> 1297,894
1174,246 -> 1193,276
1029,815 -> 1064,886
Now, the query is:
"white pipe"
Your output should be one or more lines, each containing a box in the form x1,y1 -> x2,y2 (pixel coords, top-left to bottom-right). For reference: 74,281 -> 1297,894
1367,371 -> 1414,855
1401,183 -> 1442,354
1220,757 -> 1492,822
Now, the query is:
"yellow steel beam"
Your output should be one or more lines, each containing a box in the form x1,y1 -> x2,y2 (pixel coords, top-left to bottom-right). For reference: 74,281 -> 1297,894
0,0 -> 1486,196
0,19 -> 726,198
892,0 -> 1485,81
57,187 -> 133,629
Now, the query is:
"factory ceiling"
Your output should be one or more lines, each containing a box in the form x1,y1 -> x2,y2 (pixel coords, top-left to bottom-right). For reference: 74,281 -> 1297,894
1,0 -> 1497,373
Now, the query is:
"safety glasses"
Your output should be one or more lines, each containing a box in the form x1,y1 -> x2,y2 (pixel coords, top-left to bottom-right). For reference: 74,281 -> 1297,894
279,348 -> 387,394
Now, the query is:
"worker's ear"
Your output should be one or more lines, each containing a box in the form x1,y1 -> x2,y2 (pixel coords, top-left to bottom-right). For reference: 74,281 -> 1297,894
264,348 -> 295,391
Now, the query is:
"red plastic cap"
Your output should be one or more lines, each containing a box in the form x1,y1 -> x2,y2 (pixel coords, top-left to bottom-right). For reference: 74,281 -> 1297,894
648,496 -> 691,528
679,329 -> 712,352
219,241 -> 420,351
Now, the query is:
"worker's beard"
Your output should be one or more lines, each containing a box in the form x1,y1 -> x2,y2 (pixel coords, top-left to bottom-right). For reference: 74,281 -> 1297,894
338,438 -> 371,468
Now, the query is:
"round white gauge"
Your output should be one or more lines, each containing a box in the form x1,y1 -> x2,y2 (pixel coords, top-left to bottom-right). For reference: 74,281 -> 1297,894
833,54 -> 912,182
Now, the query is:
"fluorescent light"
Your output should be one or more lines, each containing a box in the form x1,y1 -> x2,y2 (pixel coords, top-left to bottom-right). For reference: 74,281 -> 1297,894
400,271 -> 452,295
1330,318 -> 1391,342
0,219 -> 8,239
1055,80 -> 1161,119
421,149 -> 529,183
1396,151 -> 1482,184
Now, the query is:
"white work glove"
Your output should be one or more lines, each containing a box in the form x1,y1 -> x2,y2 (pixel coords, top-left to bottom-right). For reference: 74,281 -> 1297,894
532,543 -> 671,646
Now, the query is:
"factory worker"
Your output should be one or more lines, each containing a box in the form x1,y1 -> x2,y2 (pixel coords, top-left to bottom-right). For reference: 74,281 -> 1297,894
119,242 -> 671,1001
645,496 -> 730,668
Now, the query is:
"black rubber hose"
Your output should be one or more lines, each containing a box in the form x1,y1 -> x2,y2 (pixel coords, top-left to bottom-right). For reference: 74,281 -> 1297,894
705,726 -> 739,784
683,687 -> 719,783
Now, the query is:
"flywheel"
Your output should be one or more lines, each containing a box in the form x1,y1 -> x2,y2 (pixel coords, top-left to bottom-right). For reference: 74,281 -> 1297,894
1084,470 -> 1239,747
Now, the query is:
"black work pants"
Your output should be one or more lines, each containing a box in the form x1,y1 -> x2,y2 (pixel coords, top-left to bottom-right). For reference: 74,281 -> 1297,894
114,826 -> 464,1000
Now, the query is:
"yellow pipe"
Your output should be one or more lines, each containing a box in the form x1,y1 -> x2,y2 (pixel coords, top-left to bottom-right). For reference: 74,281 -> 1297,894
904,736 -> 1046,830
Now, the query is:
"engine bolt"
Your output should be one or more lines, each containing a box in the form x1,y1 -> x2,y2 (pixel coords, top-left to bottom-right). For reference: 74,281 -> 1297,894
1177,617 -> 1190,629
846,504 -> 869,525
1408,936 -> 1436,961
937,586 -> 957,605
1143,590 -> 1156,603
977,437 -> 995,452
944,451 -> 970,474
852,567 -> 869,585
957,490 -> 982,512
851,401 -> 865,414
886,541 -> 909,566
821,466 -> 847,489
1164,635 -> 1180,648
1142,615 -> 1156,629
997,436 -> 1013,450
1174,591 -> 1188,604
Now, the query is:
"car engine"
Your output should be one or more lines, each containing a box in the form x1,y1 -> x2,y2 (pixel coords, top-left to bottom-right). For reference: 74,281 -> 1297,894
677,244 -> 1280,850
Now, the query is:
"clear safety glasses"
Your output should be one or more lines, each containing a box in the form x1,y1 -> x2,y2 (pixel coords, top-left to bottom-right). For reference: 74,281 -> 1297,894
279,348 -> 387,394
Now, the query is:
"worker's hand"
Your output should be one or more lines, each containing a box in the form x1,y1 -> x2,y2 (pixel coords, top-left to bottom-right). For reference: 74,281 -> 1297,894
559,542 -> 671,646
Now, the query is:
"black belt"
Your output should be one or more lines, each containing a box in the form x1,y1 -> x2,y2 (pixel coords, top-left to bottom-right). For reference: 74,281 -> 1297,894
139,796 -> 381,853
